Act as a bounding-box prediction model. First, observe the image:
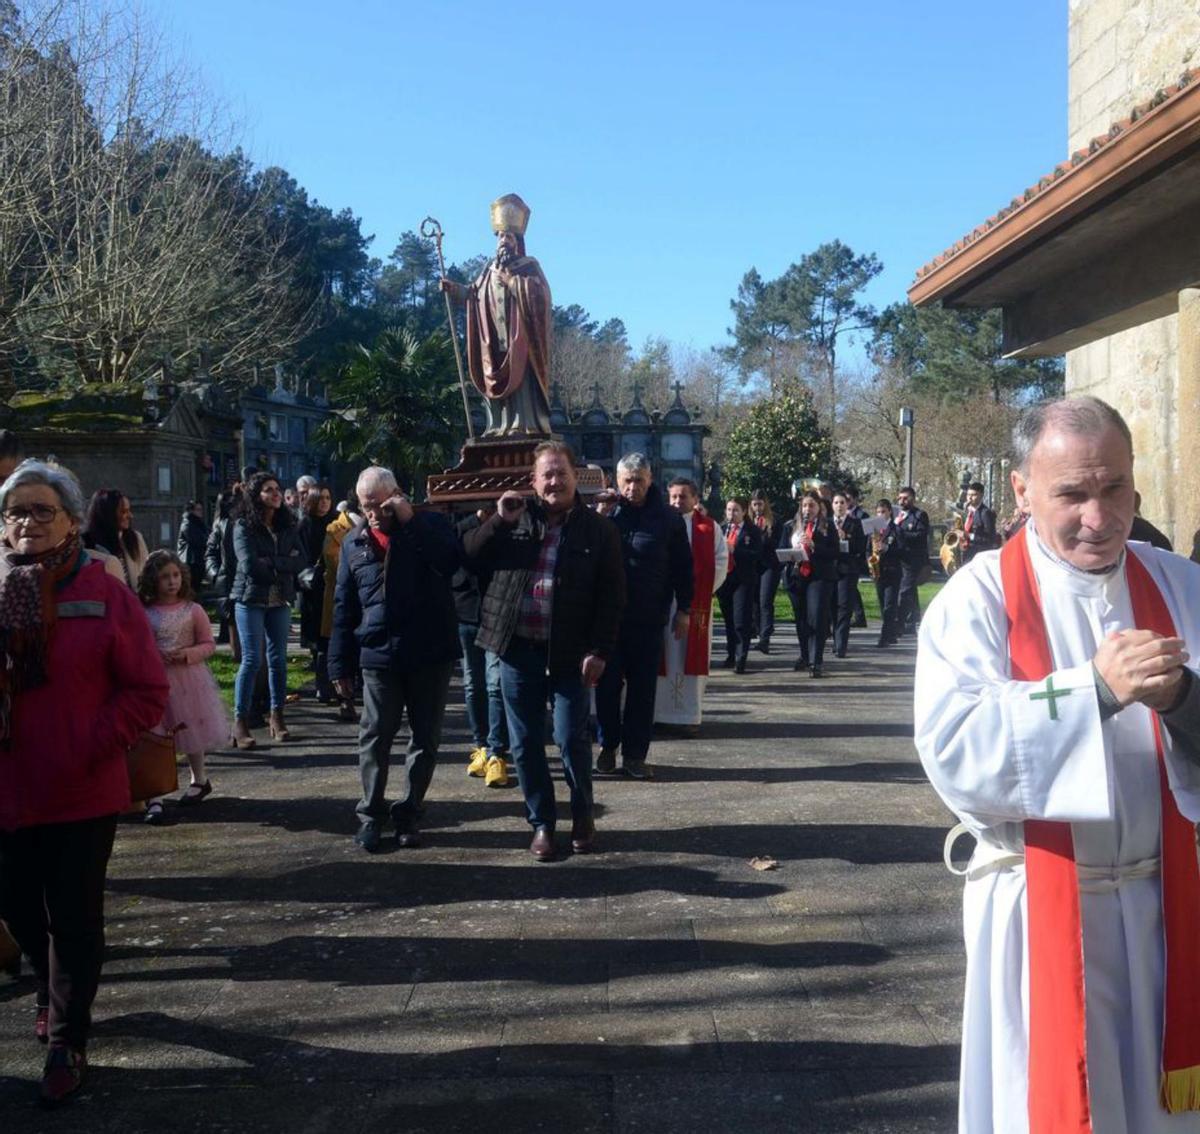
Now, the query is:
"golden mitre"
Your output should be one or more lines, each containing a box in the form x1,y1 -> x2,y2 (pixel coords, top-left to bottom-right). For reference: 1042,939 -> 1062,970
490,193 -> 531,236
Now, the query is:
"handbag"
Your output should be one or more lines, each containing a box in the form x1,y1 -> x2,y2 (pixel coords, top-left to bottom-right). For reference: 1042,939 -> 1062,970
127,725 -> 183,801
296,564 -> 320,592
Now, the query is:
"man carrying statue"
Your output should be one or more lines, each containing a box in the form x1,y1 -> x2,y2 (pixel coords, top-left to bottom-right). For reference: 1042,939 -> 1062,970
440,194 -> 553,438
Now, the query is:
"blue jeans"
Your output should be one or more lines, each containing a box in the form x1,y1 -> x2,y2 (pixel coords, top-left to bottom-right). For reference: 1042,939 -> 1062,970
234,603 -> 291,717
498,636 -> 593,831
458,622 -> 508,756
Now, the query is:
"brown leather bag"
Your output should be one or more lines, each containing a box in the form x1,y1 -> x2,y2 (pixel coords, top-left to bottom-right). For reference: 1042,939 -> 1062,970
127,726 -> 182,801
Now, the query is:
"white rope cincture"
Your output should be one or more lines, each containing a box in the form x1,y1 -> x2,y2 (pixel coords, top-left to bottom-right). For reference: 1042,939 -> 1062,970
942,822 -> 1160,890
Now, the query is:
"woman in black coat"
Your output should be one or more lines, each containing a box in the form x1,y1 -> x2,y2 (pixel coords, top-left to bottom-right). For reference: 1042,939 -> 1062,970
297,484 -> 335,700
230,472 -> 304,746
716,498 -> 763,674
748,490 -> 782,653
780,491 -> 839,677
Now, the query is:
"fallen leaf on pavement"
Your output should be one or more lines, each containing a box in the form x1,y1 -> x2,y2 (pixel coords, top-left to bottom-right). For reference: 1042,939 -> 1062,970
749,856 -> 778,871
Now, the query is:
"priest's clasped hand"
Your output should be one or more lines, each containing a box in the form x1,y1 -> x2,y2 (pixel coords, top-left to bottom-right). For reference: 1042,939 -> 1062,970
1094,629 -> 1190,711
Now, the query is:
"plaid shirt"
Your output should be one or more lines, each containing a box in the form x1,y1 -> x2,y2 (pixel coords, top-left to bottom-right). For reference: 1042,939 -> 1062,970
515,524 -> 563,642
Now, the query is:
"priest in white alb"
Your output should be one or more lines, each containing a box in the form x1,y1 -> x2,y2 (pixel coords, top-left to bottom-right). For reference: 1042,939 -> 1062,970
655,477 -> 727,729
914,396 -> 1200,1134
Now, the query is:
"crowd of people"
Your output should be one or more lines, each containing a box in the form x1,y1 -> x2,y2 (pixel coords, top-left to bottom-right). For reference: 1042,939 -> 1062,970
3,403 -> 1198,1114
0,429 -> 939,1106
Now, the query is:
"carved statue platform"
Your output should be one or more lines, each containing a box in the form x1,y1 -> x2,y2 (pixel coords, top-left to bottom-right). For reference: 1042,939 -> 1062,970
425,436 -> 604,509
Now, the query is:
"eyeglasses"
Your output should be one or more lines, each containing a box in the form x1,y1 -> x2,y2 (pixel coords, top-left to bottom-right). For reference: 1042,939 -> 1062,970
2,503 -> 63,526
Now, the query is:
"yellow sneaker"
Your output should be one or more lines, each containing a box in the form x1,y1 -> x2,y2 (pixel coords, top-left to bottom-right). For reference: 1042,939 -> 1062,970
467,747 -> 489,777
485,755 -> 508,788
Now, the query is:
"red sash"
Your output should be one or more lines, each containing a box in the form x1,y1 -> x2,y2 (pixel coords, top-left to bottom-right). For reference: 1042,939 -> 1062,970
684,514 -> 717,677
1001,532 -> 1200,1131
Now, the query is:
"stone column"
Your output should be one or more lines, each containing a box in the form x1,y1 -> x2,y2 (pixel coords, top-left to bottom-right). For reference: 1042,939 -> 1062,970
1178,289 -> 1200,557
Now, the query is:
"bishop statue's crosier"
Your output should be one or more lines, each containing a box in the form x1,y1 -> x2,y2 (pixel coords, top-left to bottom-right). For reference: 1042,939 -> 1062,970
441,194 -> 553,438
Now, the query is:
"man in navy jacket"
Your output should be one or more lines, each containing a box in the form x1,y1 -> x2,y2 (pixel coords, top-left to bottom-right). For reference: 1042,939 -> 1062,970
596,453 -> 693,780
329,466 -> 460,852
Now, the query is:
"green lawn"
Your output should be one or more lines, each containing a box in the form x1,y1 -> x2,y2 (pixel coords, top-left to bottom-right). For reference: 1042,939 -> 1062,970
769,579 -> 943,623
208,653 -> 311,712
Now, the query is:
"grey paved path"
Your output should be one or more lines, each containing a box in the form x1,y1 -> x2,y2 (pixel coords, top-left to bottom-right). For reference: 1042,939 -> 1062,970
0,626 -> 963,1132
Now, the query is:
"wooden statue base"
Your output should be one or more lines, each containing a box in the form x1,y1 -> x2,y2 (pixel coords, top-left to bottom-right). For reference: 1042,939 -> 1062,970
425,436 -> 604,509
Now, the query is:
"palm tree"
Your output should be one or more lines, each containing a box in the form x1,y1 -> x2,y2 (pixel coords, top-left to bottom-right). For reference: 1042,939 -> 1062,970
318,326 -> 464,496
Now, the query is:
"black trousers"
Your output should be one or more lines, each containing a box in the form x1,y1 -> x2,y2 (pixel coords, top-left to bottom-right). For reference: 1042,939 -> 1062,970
876,572 -> 901,642
788,576 -> 831,666
596,622 -> 664,762
0,813 -> 118,1051
718,580 -> 754,665
831,574 -> 858,655
754,566 -> 782,644
898,565 -> 923,633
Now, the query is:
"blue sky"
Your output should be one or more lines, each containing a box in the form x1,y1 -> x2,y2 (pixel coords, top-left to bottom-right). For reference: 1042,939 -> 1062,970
146,0 -> 1066,356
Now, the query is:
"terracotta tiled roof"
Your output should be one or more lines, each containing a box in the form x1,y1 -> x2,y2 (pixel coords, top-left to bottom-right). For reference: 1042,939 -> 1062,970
912,69 -> 1198,283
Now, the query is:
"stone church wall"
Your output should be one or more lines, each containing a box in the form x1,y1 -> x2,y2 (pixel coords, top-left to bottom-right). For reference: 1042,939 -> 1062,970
1066,0 -> 1200,545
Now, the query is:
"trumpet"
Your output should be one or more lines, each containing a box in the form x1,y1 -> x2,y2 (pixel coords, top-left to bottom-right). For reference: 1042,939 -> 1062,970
940,527 -> 963,576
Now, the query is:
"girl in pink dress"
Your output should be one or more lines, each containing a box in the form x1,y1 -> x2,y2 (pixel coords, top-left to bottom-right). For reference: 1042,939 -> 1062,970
138,551 -> 229,806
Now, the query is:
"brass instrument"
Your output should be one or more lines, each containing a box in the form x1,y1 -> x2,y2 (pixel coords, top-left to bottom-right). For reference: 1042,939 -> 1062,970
868,531 -> 883,580
940,523 -> 964,576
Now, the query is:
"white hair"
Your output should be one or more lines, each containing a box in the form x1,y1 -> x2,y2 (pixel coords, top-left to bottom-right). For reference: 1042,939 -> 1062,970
617,452 -> 652,476
296,474 -> 318,492
0,459 -> 86,528
1012,396 -> 1132,474
356,466 -> 398,495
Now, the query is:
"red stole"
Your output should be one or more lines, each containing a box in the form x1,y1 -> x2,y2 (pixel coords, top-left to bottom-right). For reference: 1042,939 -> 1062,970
684,513 -> 716,676
1000,532 -> 1200,1131
659,513 -> 718,679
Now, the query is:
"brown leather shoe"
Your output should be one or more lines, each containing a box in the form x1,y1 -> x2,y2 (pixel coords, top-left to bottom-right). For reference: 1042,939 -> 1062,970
530,826 -> 556,861
570,817 -> 595,854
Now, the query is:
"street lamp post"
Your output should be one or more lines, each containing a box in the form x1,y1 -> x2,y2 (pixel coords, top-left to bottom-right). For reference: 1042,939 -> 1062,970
900,407 -> 915,487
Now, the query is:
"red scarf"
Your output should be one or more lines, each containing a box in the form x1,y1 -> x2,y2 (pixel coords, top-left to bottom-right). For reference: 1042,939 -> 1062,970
725,523 -> 739,573
1001,532 -> 1200,1130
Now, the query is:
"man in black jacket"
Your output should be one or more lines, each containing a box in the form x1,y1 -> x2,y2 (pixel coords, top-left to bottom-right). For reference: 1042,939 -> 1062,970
895,486 -> 930,636
463,441 -> 625,861
595,453 -> 692,780
872,499 -> 904,647
329,466 -> 460,853
176,501 -> 208,589
961,482 -> 999,563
